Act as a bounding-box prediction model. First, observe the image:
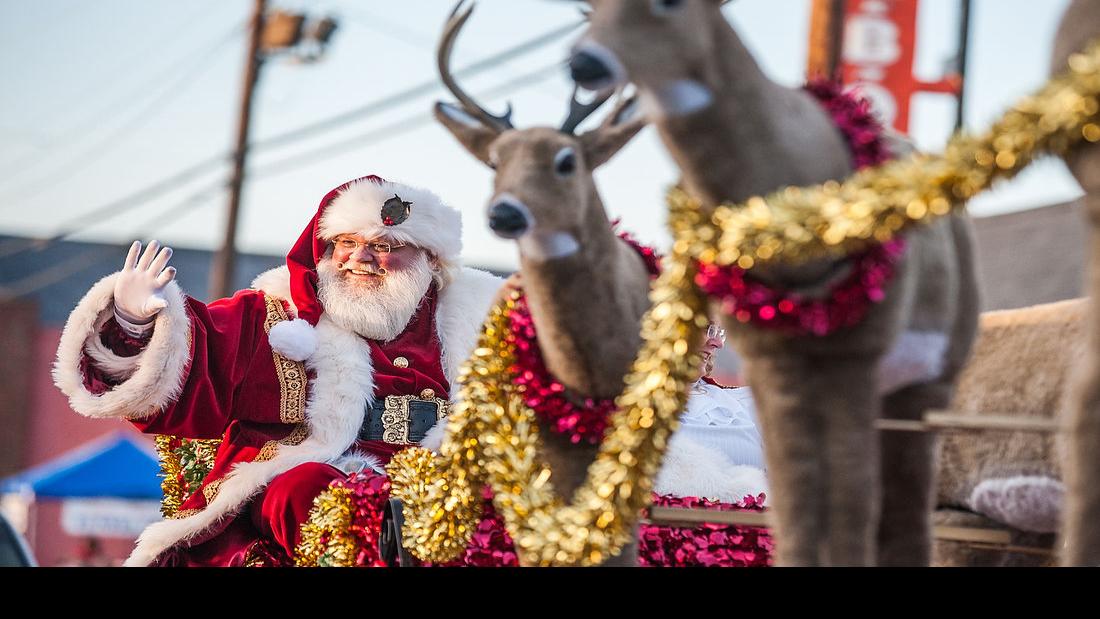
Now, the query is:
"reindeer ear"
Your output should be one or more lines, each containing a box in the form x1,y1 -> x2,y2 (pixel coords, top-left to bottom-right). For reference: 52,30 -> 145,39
578,97 -> 647,169
434,102 -> 498,166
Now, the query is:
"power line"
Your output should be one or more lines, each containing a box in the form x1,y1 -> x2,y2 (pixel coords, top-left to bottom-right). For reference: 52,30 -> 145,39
0,20 -> 580,261
0,157 -> 226,259
0,182 -> 224,301
248,19 -> 582,153
251,62 -> 563,180
0,21 -> 244,203
5,0 -> 229,173
0,59 -> 567,300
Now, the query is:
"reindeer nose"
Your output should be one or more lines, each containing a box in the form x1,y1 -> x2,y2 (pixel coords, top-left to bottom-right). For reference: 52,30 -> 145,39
488,200 -> 530,239
569,51 -> 614,89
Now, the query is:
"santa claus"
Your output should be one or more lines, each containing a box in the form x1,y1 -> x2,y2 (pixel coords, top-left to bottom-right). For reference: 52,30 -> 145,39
53,175 -> 503,566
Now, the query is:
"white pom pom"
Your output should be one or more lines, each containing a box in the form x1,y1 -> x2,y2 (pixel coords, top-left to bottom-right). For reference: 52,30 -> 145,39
268,318 -> 318,362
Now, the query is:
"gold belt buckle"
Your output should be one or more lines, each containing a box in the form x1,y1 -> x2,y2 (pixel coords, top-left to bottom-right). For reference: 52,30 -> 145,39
380,391 -> 450,445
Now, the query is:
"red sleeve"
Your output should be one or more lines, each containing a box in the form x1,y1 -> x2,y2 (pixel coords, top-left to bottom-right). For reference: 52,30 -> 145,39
99,317 -> 152,356
128,290 -> 270,440
80,318 -> 152,394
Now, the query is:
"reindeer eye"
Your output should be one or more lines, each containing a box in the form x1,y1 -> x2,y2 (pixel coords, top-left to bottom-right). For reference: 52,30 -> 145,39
651,0 -> 684,15
553,147 -> 577,177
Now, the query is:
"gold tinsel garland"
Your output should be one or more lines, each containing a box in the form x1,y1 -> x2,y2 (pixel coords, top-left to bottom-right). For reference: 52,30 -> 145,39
679,38 -> 1100,269
295,485 -> 358,567
387,198 -> 707,566
153,435 -> 221,518
154,435 -> 183,518
388,38 -> 1100,566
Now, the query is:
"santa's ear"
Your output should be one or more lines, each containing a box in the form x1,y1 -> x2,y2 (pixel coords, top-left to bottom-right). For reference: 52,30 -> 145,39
434,102 -> 499,166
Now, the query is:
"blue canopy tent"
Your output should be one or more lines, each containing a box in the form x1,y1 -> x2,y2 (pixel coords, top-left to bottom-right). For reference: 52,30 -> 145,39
0,432 -> 165,560
0,432 -> 161,500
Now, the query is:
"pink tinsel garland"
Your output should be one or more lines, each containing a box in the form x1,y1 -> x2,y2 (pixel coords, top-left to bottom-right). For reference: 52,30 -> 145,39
696,238 -> 907,337
307,472 -> 773,567
506,230 -> 662,444
697,79 -> 903,337
639,493 -> 774,567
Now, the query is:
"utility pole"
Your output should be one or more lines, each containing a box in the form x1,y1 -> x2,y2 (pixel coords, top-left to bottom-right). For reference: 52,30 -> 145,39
209,0 -> 267,300
955,0 -> 972,132
208,4 -> 339,300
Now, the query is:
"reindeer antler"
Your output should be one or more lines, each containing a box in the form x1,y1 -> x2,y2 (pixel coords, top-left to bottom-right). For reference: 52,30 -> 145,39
560,84 -> 614,135
438,0 -> 514,133
600,89 -> 641,130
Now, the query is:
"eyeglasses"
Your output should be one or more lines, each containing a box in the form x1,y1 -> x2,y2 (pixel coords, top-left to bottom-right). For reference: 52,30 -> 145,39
334,237 -> 407,255
706,323 -> 726,344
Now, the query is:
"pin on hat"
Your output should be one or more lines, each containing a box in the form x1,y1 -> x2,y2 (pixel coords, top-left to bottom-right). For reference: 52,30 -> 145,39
381,194 -> 412,226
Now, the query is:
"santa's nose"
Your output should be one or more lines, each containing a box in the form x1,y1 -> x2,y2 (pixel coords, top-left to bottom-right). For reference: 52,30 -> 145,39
349,246 -> 377,263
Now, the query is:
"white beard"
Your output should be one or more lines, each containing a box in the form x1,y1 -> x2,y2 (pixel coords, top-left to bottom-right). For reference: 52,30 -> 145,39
316,254 -> 434,342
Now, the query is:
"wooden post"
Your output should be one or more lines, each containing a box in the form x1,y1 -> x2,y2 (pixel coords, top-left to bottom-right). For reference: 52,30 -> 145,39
954,0 -> 972,131
209,0 -> 267,300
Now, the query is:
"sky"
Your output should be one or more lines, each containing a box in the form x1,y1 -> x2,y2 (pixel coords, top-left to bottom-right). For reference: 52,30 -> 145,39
0,0 -> 1082,277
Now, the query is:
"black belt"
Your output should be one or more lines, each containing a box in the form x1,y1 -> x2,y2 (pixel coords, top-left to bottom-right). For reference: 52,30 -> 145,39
358,393 -> 449,445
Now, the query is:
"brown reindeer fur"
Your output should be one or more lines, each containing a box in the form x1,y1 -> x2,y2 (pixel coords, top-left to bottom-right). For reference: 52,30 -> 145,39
1051,0 -> 1100,566
437,124 -> 649,566
432,8 -> 651,563
576,0 -> 980,565
935,299 -> 1084,565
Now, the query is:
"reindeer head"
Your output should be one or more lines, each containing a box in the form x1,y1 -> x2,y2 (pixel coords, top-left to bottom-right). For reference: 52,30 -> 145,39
569,0 -> 734,118
433,1 -> 646,262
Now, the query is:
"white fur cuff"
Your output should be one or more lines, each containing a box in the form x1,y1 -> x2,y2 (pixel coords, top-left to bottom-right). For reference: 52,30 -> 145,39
53,272 -> 192,420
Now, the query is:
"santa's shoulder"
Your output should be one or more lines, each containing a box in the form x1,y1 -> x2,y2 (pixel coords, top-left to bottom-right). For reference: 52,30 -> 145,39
251,265 -> 293,304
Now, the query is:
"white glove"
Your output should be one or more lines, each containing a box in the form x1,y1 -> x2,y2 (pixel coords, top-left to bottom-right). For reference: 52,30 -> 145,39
112,240 -> 177,335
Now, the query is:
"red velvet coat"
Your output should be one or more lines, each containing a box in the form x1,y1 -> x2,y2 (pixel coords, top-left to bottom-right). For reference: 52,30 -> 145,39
54,265 -> 503,566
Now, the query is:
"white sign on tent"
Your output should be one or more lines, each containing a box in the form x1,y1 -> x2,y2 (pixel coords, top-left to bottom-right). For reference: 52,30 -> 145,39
60,499 -> 162,538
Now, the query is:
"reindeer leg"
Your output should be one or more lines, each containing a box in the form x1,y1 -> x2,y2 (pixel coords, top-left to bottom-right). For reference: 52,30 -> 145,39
1065,225 -> 1100,565
744,351 -> 880,566
877,380 -> 948,566
817,356 -> 882,566
739,352 -> 823,565
744,362 -> 823,564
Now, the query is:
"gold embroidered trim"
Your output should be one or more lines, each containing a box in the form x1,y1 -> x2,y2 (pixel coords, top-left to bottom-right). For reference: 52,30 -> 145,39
202,478 -> 224,505
172,508 -> 203,520
262,295 -> 308,424
255,424 -> 310,463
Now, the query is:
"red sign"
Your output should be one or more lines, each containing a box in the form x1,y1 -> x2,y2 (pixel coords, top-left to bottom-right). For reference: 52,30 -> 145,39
838,0 -> 960,133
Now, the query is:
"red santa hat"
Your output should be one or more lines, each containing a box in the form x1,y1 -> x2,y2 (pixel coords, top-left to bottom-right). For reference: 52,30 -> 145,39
270,175 -> 464,361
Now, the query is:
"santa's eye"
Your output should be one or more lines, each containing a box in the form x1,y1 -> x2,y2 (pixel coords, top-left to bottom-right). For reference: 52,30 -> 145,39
553,147 -> 577,176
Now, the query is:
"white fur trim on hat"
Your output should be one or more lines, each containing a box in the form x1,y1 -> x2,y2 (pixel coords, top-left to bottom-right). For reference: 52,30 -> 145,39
268,318 -> 318,362
318,178 -> 463,266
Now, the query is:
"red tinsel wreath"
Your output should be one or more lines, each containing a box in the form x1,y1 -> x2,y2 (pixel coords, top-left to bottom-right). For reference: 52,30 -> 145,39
697,79 -> 904,337
696,237 -> 907,337
507,229 -> 662,444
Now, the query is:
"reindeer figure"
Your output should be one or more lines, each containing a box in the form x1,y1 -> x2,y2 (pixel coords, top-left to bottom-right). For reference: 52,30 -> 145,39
1052,0 -> 1100,566
432,1 -> 651,564
570,0 -> 980,566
